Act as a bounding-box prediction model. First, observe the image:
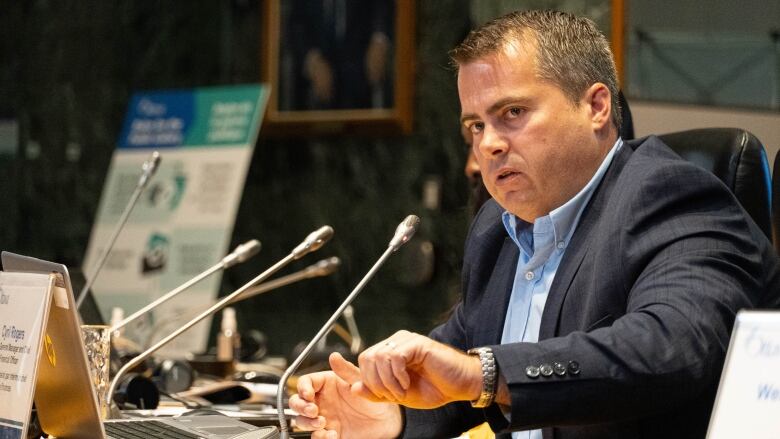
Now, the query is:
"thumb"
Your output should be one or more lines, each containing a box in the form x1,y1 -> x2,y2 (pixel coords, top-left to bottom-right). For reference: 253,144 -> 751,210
329,352 -> 361,384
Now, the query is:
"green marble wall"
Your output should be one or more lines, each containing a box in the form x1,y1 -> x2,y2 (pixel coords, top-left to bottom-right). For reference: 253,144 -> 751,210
0,0 -> 610,359
1,0 -> 473,357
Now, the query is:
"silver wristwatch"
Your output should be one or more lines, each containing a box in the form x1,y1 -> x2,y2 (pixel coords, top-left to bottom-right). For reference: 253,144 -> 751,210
467,347 -> 497,408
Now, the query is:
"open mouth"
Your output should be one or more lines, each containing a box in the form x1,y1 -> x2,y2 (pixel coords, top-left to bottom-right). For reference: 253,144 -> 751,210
497,170 -> 519,181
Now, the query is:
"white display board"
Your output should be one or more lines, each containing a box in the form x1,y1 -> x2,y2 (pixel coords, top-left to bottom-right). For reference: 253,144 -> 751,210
707,310 -> 780,438
82,85 -> 268,356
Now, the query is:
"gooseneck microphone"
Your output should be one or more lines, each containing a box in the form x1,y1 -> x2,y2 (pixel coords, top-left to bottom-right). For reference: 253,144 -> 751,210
388,214 -> 421,252
137,151 -> 162,187
106,226 -> 333,410
277,215 -> 420,438
141,256 -> 341,348
76,151 -> 162,309
109,239 -> 261,333
227,256 -> 341,305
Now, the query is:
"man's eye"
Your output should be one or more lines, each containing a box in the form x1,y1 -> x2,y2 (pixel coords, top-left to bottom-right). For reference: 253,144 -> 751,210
506,107 -> 523,118
469,122 -> 484,135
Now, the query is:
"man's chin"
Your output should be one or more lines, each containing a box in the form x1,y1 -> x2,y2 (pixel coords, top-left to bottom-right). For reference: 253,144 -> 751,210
497,196 -> 540,222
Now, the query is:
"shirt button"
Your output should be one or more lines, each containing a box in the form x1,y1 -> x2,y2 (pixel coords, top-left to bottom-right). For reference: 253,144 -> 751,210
567,361 -> 581,375
557,241 -> 565,249
525,271 -> 534,281
553,362 -> 567,376
525,365 -> 540,378
540,364 -> 554,377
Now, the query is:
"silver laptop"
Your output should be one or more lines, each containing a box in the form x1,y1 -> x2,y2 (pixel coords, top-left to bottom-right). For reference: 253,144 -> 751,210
2,252 -> 279,439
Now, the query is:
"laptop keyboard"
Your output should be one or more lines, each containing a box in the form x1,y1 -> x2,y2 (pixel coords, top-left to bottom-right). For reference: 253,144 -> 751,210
105,420 -> 203,439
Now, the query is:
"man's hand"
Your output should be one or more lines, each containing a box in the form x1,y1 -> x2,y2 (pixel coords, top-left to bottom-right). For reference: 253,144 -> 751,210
365,32 -> 389,86
289,353 -> 402,439
303,49 -> 334,103
351,330 -> 484,409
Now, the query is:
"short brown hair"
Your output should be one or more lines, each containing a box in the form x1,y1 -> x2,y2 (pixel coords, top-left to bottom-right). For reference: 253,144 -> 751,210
450,10 -> 621,129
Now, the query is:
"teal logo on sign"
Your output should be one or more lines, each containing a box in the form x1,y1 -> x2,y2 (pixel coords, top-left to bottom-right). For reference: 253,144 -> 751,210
142,233 -> 170,274
146,168 -> 187,211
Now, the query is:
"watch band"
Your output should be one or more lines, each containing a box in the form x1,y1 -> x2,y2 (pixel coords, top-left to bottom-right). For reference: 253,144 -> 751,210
467,347 -> 497,408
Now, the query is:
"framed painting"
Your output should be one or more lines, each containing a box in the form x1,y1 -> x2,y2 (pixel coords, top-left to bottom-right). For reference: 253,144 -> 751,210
261,0 -> 415,136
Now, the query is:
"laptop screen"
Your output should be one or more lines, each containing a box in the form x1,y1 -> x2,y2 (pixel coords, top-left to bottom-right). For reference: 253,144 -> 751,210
1,252 -> 107,438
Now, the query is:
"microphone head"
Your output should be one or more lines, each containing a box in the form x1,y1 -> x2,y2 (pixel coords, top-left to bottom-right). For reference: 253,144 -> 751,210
145,151 -> 162,173
223,239 -> 262,268
139,151 -> 162,187
305,256 -> 341,278
292,226 -> 334,259
388,214 -> 420,252
236,239 -> 262,262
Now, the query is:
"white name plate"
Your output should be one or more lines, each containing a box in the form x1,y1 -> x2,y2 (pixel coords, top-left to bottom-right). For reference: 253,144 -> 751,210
0,272 -> 53,439
708,310 -> 780,438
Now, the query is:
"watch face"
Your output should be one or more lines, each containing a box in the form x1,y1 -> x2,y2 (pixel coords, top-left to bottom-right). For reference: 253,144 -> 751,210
157,359 -> 194,393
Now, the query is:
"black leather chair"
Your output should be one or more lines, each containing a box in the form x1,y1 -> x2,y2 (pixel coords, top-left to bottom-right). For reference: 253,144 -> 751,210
658,128 -> 773,241
773,152 -> 780,253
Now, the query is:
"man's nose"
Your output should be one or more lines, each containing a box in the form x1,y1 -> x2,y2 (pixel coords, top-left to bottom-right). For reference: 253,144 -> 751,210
478,126 -> 508,158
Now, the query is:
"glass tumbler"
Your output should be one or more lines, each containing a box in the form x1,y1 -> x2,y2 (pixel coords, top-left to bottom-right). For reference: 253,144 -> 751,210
80,324 -> 111,419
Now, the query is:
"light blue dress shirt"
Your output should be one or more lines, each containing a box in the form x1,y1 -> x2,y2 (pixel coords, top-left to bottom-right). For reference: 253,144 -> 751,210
501,138 -> 623,439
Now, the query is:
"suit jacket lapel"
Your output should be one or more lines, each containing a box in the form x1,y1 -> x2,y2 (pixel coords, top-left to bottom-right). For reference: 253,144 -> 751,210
477,237 -> 519,346
538,144 -> 633,340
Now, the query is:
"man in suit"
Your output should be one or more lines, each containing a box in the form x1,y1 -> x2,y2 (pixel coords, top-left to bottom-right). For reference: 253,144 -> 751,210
289,10 -> 780,439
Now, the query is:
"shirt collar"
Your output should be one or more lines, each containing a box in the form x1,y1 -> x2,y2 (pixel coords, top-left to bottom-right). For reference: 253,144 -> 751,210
502,137 -> 624,255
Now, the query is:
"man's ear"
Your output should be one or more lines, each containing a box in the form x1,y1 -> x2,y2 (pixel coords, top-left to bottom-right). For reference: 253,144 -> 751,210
585,83 -> 611,131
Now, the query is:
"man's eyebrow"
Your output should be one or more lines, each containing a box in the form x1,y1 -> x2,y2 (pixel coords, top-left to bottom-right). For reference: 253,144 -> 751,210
460,113 -> 479,124
487,96 -> 530,114
460,96 -> 530,124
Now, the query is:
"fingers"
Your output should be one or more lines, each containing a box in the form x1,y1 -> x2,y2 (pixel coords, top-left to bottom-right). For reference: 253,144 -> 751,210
311,430 -> 339,439
375,354 -> 407,400
356,331 -> 417,402
296,371 -> 328,402
331,348 -> 393,402
328,352 -> 404,400
289,393 -> 319,418
389,353 -> 411,390
350,380 -> 387,402
292,412 -> 327,431
329,352 -> 361,384
290,387 -> 326,433
290,371 -> 332,433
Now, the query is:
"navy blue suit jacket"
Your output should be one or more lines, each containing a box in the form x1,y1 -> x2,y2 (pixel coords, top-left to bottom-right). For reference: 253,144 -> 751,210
402,136 -> 780,439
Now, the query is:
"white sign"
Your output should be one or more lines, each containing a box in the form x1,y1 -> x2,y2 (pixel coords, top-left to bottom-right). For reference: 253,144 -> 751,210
82,85 -> 268,356
707,310 -> 780,438
0,272 -> 53,439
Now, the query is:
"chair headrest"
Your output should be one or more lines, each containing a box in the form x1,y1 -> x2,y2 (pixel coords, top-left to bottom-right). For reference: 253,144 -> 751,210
658,128 -> 772,240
